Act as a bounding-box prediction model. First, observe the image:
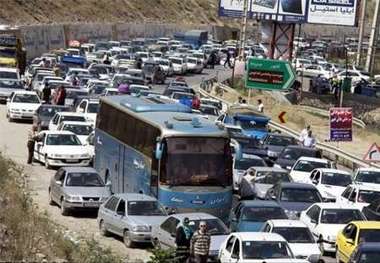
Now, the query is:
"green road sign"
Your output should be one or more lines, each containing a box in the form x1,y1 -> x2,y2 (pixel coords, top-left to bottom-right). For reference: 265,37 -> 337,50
245,58 -> 296,91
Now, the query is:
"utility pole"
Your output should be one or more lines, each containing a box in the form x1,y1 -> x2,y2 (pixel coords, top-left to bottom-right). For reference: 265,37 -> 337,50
239,0 -> 249,58
365,0 -> 380,75
356,0 -> 367,66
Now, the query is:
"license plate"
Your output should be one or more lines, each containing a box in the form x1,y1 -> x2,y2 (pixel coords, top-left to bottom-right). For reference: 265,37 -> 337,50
84,202 -> 99,207
66,159 -> 78,163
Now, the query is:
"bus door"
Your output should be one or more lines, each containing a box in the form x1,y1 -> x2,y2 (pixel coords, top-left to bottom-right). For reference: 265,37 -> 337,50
117,144 -> 125,193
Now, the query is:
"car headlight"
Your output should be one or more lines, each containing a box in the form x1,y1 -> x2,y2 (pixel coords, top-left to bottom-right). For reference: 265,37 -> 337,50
10,108 -> 20,112
132,225 -> 150,232
284,209 -> 299,219
49,154 -> 63,158
66,195 -> 82,202
80,154 -> 90,158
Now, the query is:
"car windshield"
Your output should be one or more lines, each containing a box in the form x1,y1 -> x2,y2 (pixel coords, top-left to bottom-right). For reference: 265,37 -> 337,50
199,107 -> 219,116
159,60 -> 169,66
293,160 -> 329,172
359,252 -> 380,263
0,80 -> 23,89
0,71 -> 17,79
237,120 -> 268,131
13,94 -> 40,103
356,171 -> 380,184
160,138 -> 231,187
242,241 -> 292,259
127,201 -> 166,216
359,190 -> 380,203
281,188 -> 322,203
63,124 -> 93,136
171,58 -> 182,64
360,229 -> 380,243
46,134 -> 82,145
187,219 -> 229,235
173,93 -> 194,100
0,47 -> 16,58
279,148 -> 316,160
90,85 -> 107,94
255,172 -> 291,184
235,158 -> 266,170
87,103 -> 99,113
320,209 -> 364,224
321,172 -> 352,186
38,107 -> 67,117
265,135 -> 296,146
241,207 -> 288,222
65,172 -> 104,187
61,116 -> 86,123
272,227 -> 314,243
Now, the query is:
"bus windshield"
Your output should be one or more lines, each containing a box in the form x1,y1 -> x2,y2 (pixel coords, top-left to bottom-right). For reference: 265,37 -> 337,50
161,137 -> 231,187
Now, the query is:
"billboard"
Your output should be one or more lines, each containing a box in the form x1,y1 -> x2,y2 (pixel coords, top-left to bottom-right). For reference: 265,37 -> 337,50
218,0 -> 249,18
307,0 -> 358,26
329,107 -> 353,142
251,0 -> 307,23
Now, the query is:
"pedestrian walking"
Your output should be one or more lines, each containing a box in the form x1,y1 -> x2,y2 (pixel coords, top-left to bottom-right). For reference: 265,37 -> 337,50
190,221 -> 210,263
224,51 -> 232,69
42,83 -> 51,104
27,125 -> 38,164
175,217 -> 193,262
257,99 -> 264,113
303,130 -> 317,148
299,125 -> 311,144
55,86 -> 66,106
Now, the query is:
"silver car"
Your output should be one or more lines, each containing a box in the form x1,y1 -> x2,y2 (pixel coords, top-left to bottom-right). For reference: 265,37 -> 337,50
151,213 -> 230,261
97,193 -> 167,247
48,167 -> 111,216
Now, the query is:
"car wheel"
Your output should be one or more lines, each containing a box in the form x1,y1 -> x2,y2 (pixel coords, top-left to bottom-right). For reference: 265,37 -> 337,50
152,238 -> 161,249
60,199 -> 69,216
123,230 -> 134,248
48,189 -> 55,206
99,220 -> 109,237
44,156 -> 51,169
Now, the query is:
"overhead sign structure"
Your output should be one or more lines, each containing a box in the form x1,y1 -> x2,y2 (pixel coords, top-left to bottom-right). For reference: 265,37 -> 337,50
329,107 -> 353,142
278,111 -> 287,123
245,58 -> 296,90
251,0 -> 307,23
364,143 -> 380,162
307,0 -> 358,26
218,0 -> 248,18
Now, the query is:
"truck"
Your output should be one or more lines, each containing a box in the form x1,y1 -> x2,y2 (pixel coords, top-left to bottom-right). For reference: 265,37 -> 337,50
0,26 -> 26,75
174,30 -> 208,49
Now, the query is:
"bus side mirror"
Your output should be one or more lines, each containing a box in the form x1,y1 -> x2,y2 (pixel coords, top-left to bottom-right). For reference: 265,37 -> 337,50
234,141 -> 242,161
155,141 -> 163,160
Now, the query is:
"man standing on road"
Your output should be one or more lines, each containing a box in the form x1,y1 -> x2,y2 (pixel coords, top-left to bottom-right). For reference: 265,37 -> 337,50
175,217 -> 193,261
190,221 -> 210,263
299,125 -> 311,144
224,51 -> 232,69
257,99 -> 264,113
42,83 -> 51,104
27,125 -> 38,164
55,86 -> 66,106
303,130 -> 317,148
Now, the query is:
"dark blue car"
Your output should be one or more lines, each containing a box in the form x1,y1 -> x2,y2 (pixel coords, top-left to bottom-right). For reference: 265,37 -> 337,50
229,200 -> 288,232
348,242 -> 380,263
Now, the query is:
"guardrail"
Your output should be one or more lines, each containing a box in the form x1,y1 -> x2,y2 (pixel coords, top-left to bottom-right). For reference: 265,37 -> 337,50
300,105 -> 366,129
198,79 -> 380,171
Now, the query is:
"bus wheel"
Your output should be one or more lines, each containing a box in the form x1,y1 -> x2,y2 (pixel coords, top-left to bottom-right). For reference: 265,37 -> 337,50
123,230 -> 134,248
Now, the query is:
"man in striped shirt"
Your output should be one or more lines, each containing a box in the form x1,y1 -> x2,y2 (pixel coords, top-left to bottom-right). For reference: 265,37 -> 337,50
190,221 -> 211,263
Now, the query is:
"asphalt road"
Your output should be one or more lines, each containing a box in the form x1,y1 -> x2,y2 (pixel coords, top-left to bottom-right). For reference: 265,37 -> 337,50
0,65 -> 335,263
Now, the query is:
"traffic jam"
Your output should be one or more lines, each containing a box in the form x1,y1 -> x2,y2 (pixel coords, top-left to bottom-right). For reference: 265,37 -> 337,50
1,29 -> 380,263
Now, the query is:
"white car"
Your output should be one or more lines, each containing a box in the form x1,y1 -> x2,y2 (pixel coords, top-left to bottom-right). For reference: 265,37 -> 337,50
352,167 -> 380,186
308,168 -> 352,202
64,68 -> 90,82
337,70 -> 370,83
169,57 -> 187,75
0,67 -> 20,81
186,57 -> 203,74
299,65 -> 332,79
136,51 -> 150,63
33,131 -> 91,168
300,203 -> 366,254
49,112 -> 86,131
261,219 -> 322,261
157,59 -> 174,76
57,121 -> 94,145
337,183 -> 380,210
289,157 -> 333,183
218,232 -> 309,263
84,132 -> 95,164
76,98 -> 99,124
233,154 -> 267,192
6,91 -> 41,122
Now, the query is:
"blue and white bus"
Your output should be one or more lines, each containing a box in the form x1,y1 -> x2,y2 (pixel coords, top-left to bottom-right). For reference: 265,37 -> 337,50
95,95 -> 235,219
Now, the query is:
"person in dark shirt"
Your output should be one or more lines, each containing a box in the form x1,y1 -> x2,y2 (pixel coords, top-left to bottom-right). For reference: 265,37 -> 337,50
175,217 -> 193,261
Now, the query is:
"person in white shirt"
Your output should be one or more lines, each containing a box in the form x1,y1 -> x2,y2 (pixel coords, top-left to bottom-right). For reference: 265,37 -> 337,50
257,99 -> 264,113
299,125 -> 310,143
303,130 -> 317,148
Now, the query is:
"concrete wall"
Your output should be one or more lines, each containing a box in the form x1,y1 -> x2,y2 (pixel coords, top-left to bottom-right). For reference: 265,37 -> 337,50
18,22 -> 237,60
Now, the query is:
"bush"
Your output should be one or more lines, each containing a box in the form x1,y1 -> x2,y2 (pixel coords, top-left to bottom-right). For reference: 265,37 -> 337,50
148,248 -> 177,263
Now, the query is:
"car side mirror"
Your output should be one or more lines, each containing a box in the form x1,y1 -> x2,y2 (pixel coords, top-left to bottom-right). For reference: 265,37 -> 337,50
312,179 -> 318,185
117,211 -> 125,216
56,181 -> 62,186
231,254 -> 238,259
311,219 -> 318,225
347,239 -> 354,245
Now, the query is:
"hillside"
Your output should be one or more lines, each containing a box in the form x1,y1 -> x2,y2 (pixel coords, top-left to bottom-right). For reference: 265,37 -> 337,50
0,0 -> 226,26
